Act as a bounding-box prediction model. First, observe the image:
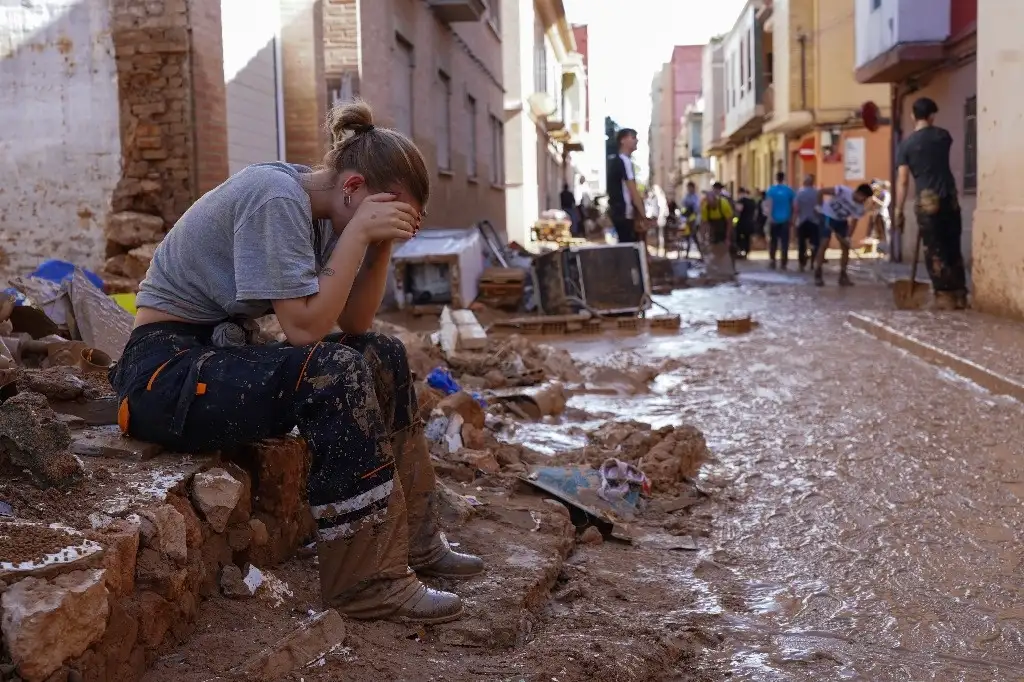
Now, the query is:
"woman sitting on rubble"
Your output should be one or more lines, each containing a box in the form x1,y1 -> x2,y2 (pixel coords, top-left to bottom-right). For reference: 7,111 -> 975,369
108,100 -> 483,625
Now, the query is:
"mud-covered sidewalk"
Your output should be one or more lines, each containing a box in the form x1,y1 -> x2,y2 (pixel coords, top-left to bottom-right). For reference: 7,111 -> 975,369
7,266 -> 1024,682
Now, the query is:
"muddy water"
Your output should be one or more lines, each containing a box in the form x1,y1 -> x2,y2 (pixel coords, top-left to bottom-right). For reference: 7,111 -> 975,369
530,274 -> 1024,681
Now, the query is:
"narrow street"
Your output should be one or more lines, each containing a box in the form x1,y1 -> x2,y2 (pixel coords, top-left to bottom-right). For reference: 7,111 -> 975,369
522,267 -> 1024,681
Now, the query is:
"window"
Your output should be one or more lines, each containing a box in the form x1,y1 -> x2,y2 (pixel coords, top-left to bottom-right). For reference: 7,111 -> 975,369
964,95 -> 977,192
467,95 -> 478,178
534,35 -> 548,94
871,0 -> 882,9
437,71 -> 452,171
740,40 -> 747,93
392,36 -> 414,137
489,114 -> 504,185
746,31 -> 753,90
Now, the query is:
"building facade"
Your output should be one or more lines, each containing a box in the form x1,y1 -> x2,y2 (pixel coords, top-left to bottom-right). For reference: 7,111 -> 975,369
649,45 -> 704,196
855,0 -> 976,263
320,0 -> 507,233
1,0 -> 234,279
973,0 -> 1021,316
708,0 -> 892,240
502,0 -> 586,245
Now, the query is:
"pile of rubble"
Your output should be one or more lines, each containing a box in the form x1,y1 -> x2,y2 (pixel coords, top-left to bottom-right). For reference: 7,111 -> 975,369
97,212 -> 165,294
0,301 -> 715,681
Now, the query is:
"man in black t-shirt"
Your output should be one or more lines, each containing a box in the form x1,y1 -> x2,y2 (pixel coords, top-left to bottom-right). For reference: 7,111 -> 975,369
606,128 -> 648,243
894,97 -> 968,309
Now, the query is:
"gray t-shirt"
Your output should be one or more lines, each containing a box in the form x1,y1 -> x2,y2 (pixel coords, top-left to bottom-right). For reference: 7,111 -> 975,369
795,186 -> 820,224
136,162 -> 337,323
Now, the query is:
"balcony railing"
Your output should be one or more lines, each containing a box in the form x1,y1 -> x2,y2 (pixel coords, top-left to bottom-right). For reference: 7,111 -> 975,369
854,0 -> 950,83
427,0 -> 487,23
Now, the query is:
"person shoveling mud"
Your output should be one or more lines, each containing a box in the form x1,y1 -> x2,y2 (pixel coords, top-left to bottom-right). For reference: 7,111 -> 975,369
107,100 -> 482,625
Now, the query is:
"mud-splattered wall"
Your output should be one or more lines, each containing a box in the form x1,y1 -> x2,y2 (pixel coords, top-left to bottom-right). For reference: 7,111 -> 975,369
0,0 -> 122,277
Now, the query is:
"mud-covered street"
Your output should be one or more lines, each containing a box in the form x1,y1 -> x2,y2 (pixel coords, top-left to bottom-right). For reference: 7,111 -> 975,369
539,269 -> 1024,681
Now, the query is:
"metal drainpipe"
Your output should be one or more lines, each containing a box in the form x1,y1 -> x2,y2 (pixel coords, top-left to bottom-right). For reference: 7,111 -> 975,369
798,33 -> 808,111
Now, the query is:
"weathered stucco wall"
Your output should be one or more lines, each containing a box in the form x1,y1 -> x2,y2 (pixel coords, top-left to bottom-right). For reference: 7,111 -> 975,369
0,0 -> 122,276
972,0 -> 1023,317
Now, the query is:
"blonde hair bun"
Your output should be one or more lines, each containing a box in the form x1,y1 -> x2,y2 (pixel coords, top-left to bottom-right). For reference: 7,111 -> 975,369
328,99 -> 375,142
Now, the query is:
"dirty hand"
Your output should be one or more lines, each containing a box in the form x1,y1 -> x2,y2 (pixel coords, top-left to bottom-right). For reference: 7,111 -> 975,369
894,208 -> 905,232
347,193 -> 419,245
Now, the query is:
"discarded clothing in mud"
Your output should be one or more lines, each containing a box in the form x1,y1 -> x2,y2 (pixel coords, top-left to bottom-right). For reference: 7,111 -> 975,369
916,190 -> 967,303
109,322 -> 483,622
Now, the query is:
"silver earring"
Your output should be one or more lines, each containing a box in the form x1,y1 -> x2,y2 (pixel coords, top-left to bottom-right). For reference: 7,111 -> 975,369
343,193 -> 352,207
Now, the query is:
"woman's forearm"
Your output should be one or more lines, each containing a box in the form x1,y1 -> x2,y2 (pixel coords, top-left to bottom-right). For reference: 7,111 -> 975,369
337,241 -> 392,334
272,230 -> 367,345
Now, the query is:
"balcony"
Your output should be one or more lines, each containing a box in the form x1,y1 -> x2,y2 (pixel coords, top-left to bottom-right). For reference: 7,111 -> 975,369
427,0 -> 486,23
854,0 -> 950,83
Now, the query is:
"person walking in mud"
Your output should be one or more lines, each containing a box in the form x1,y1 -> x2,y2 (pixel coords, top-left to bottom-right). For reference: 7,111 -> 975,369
795,175 -> 821,272
893,97 -> 969,309
701,182 -> 735,278
109,100 -> 483,625
814,183 -> 874,286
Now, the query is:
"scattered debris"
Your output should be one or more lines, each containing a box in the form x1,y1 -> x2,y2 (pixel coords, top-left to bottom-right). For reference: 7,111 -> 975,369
0,392 -> 83,488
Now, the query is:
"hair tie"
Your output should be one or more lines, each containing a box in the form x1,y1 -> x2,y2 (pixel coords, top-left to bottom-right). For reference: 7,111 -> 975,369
357,124 -> 375,134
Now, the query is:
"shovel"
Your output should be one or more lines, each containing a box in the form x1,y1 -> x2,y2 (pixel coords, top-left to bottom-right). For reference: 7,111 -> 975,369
892,228 -> 929,310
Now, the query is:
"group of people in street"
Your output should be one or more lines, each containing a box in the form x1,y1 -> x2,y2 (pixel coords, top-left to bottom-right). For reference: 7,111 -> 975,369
603,94 -> 967,308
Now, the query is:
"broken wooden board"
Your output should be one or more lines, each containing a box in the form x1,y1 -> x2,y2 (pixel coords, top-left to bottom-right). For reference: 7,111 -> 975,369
49,397 -> 118,426
230,609 -> 346,682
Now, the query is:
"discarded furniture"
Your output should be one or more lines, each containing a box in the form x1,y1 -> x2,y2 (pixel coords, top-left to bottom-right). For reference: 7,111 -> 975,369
392,228 -> 485,313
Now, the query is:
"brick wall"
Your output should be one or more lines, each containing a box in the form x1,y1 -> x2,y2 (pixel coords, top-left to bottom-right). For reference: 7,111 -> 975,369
281,0 -> 329,166
108,0 -> 194,256
355,0 -> 506,232
187,0 -> 230,194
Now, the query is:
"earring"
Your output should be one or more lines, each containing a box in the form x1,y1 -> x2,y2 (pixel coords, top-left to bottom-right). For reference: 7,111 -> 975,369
343,193 -> 352,207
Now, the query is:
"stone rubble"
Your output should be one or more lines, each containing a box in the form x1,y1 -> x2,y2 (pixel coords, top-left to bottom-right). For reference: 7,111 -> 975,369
190,468 -> 244,533
0,569 -> 109,682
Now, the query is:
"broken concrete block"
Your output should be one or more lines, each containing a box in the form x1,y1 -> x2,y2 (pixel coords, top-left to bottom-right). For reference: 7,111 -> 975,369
105,211 -> 164,248
449,449 -> 500,475
436,391 -> 485,430
219,564 -> 260,598
450,309 -> 488,350
136,504 -> 187,565
190,468 -> 244,533
122,242 -> 159,280
1,569 -> 110,682
0,391 -> 83,488
436,481 -> 476,526
579,526 -> 603,545
231,609 -> 346,681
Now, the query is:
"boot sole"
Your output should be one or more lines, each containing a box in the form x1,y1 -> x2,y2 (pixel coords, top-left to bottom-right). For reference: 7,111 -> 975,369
393,603 -> 465,625
415,566 -> 486,580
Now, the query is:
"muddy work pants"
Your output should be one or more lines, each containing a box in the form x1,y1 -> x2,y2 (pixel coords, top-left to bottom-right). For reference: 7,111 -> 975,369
916,193 -> 967,295
109,322 -> 446,615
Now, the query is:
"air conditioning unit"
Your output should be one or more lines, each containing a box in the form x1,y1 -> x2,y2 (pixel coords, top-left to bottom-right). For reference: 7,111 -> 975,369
533,244 -> 652,316
565,243 -> 651,315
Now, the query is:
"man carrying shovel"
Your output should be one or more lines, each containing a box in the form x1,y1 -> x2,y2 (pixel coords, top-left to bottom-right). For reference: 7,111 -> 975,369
893,97 -> 969,310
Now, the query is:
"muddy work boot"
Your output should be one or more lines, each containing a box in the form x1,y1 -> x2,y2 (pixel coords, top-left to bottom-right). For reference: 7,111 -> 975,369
933,291 -> 959,310
413,535 -> 485,579
338,578 -> 464,624
838,272 -> 854,287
